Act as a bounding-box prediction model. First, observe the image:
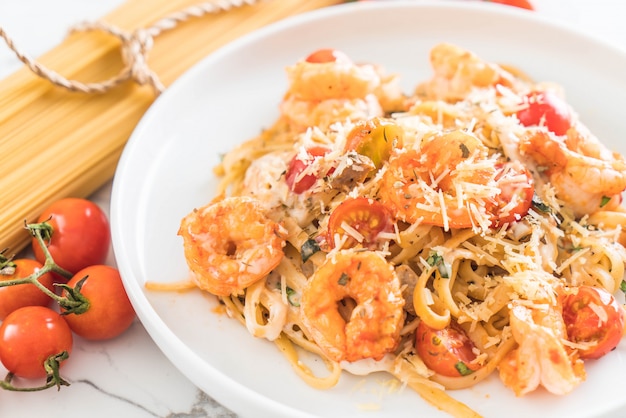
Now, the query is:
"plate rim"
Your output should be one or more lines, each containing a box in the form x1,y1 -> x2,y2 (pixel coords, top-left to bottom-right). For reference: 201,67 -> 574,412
110,2 -> 626,417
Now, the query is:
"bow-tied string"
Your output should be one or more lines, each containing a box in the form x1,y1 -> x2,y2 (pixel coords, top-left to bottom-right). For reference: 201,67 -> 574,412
0,0 -> 261,96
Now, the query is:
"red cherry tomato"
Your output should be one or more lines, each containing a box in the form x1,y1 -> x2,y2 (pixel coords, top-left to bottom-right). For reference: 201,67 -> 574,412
304,48 -> 351,64
561,286 -> 625,360
62,265 -> 135,341
0,306 -> 73,379
285,147 -> 332,194
0,259 -> 55,320
327,197 -> 393,249
492,162 -> 535,226
344,118 -> 404,169
415,321 -> 481,377
32,198 -> 111,279
516,91 -> 572,135
485,0 -> 534,10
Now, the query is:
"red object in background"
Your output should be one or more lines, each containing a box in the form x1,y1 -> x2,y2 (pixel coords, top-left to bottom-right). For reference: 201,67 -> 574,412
486,0 -> 534,10
354,0 -> 534,9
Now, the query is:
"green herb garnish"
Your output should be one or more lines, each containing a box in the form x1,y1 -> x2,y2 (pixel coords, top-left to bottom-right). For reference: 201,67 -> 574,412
301,239 -> 320,263
426,251 -> 449,278
531,194 -> 551,213
286,287 -> 300,307
338,273 -> 350,286
455,362 -> 474,376
600,195 -> 612,208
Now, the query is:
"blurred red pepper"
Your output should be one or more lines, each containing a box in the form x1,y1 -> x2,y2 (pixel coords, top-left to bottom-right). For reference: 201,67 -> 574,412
348,0 -> 534,11
485,0 -> 534,10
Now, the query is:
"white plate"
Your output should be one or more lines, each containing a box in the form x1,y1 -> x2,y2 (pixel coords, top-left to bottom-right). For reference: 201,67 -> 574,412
110,2 -> 626,417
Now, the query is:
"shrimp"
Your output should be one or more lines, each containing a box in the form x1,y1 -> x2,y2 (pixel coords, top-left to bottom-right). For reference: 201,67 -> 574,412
280,51 -> 403,131
378,130 -> 500,231
300,250 -> 405,363
280,96 -> 383,133
178,196 -> 287,296
498,301 -> 585,396
415,43 -> 521,102
285,56 -> 381,102
519,129 -> 626,217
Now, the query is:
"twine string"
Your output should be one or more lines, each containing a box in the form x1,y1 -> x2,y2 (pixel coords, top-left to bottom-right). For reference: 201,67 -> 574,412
0,0 -> 260,95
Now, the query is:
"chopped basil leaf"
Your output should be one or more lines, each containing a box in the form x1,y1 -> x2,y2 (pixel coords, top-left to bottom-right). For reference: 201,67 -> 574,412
426,252 -> 443,267
531,194 -> 551,213
459,143 -> 470,158
455,361 -> 474,376
426,251 -> 449,278
338,272 -> 350,286
301,239 -> 320,263
286,287 -> 300,307
620,280 -> 626,294
600,195 -> 611,208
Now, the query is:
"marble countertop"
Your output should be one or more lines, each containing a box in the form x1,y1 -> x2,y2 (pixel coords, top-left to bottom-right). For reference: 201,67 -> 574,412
0,1 -> 624,417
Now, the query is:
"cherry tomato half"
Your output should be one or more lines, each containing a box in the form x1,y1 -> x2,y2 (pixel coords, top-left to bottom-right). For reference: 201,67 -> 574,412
485,0 -> 534,10
304,48 -> 351,64
0,306 -> 73,379
32,198 -> 111,279
344,118 -> 404,169
0,259 -> 55,320
492,162 -> 534,226
561,286 -> 625,360
62,265 -> 135,341
415,321 -> 481,377
516,91 -> 572,135
285,147 -> 332,194
327,197 -> 393,249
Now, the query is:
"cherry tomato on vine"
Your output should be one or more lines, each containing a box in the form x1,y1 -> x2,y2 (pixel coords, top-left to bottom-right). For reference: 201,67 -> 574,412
485,0 -> 534,10
344,118 -> 404,169
62,265 -> 135,341
0,306 -> 73,379
561,286 -> 625,360
32,198 -> 111,279
415,321 -> 481,377
0,259 -> 55,320
304,48 -> 350,64
285,146 -> 332,194
491,162 -> 534,227
327,197 -> 393,249
516,90 -> 572,135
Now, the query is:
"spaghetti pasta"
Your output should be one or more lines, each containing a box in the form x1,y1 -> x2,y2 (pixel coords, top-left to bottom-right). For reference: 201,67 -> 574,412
176,43 -> 626,416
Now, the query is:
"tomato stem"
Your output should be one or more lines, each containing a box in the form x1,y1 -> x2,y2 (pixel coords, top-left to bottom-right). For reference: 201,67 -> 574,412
27,221 -> 74,280
0,248 -> 15,273
0,352 -> 70,392
0,222 -> 89,313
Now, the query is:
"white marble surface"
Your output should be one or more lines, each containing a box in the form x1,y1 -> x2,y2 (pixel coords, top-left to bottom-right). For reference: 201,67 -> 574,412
0,1 -> 625,417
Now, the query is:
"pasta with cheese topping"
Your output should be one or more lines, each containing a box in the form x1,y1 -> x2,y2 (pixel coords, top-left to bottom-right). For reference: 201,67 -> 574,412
174,43 -> 626,417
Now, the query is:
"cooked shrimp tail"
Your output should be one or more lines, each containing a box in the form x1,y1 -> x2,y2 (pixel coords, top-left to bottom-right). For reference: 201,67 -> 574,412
300,250 -> 405,363
520,130 -> 626,217
178,196 -> 287,296
498,302 -> 585,396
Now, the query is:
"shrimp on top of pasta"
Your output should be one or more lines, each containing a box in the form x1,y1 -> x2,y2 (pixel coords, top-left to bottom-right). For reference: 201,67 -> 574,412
177,43 -> 626,417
